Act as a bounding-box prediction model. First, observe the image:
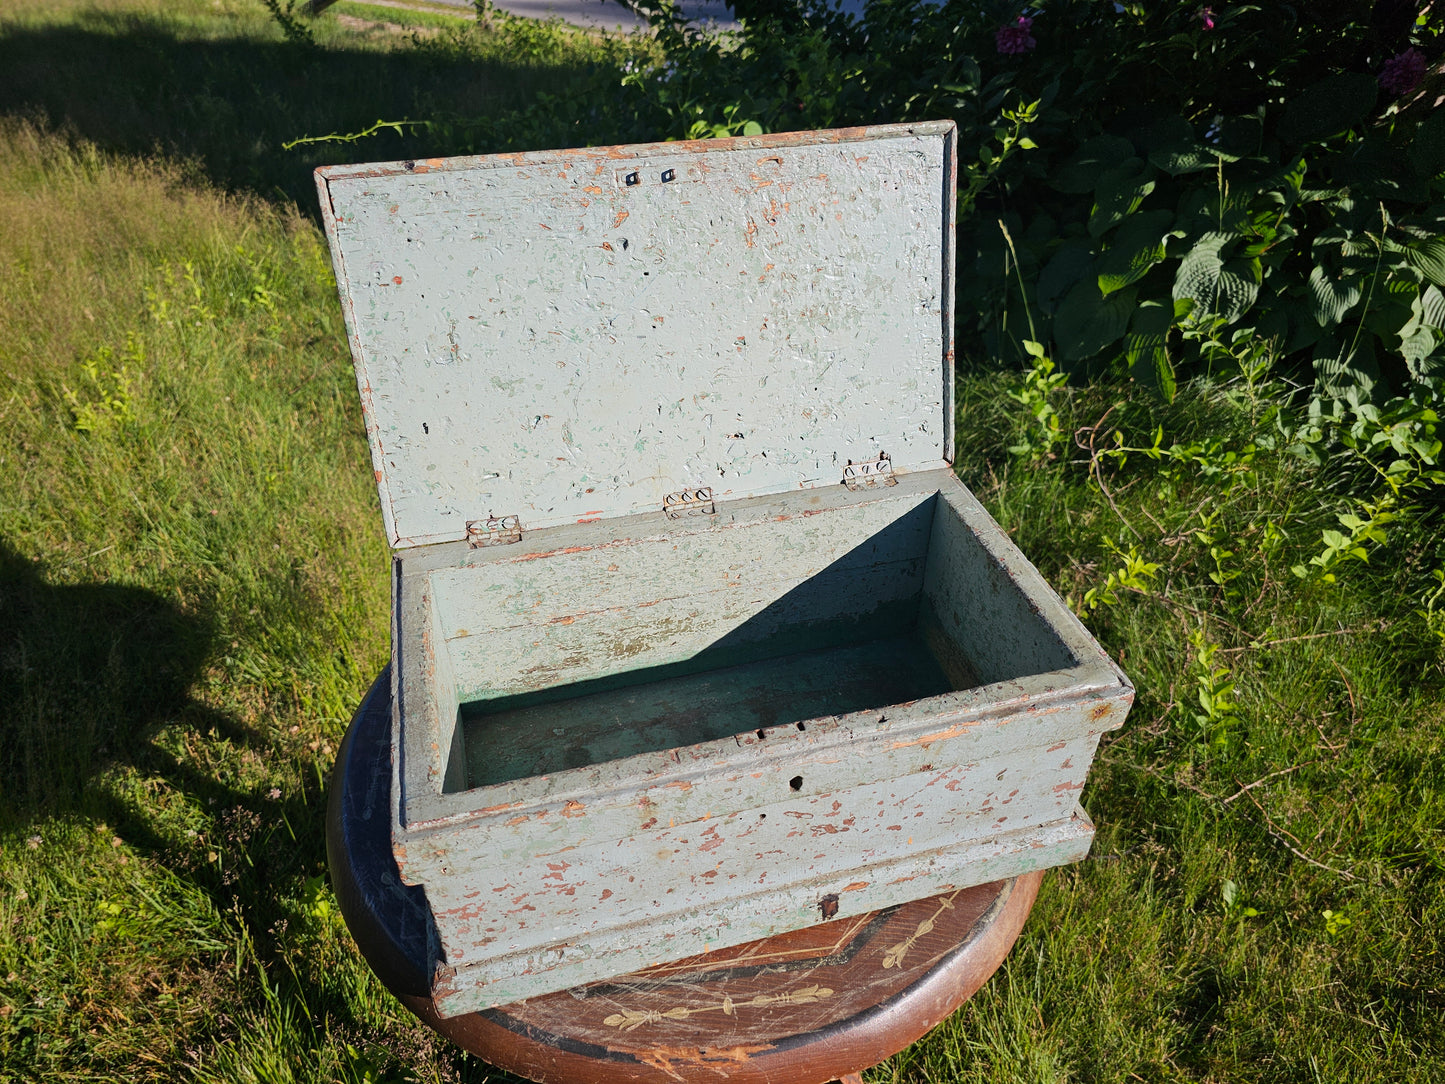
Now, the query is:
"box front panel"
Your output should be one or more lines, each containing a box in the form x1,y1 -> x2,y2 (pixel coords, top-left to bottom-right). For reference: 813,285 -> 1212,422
401,679 -> 1128,1013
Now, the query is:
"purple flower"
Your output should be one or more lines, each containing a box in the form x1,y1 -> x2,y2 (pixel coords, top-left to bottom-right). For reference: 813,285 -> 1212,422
1379,48 -> 1427,97
1198,7 -> 1215,30
996,15 -> 1036,55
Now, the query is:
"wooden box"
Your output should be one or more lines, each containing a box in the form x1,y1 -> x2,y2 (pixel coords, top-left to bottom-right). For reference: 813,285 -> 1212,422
316,122 -> 1132,1019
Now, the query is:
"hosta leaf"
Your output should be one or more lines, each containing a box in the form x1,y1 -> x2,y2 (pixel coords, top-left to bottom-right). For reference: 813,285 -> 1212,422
1054,280 -> 1136,362
1408,107 -> 1445,179
1308,264 -> 1364,325
1313,332 -> 1380,395
1036,241 -> 1094,314
1097,210 -> 1175,296
1405,238 -> 1445,287
1145,115 -> 1223,176
1172,233 -> 1258,323
1124,298 -> 1176,401
1090,160 -> 1157,238
1279,74 -> 1378,145
1423,285 -> 1445,331
1051,135 -> 1135,194
1400,324 -> 1438,368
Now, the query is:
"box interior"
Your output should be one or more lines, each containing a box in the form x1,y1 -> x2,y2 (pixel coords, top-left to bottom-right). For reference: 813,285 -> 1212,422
423,483 -> 1078,794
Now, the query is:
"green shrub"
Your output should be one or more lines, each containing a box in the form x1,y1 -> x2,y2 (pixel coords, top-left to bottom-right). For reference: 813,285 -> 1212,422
617,0 -> 1445,406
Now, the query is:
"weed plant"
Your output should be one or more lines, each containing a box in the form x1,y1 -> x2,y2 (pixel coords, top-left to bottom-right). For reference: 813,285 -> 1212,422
1,1 -> 1443,1082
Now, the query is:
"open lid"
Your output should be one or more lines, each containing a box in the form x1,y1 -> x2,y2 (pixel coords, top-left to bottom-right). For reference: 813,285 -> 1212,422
317,122 -> 957,549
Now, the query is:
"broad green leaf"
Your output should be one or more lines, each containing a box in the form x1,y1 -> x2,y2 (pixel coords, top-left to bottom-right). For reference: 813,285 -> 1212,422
1124,298 -> 1176,401
1313,332 -> 1380,395
1096,210 -> 1175,296
1054,280 -> 1136,362
1405,238 -> 1445,287
1051,135 -> 1135,194
1423,285 -> 1445,330
1145,115 -> 1221,176
1308,264 -> 1364,326
1279,74 -> 1378,145
1090,160 -> 1158,238
1036,241 -> 1094,313
1408,107 -> 1445,179
1172,233 -> 1259,323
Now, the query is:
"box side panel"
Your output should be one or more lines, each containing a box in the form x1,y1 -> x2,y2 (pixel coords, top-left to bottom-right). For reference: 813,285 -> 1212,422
402,682 -> 1128,1012
403,682 -> 1124,857
432,498 -> 935,703
920,485 -> 1078,685
394,554 -> 466,835
926,475 -> 1130,689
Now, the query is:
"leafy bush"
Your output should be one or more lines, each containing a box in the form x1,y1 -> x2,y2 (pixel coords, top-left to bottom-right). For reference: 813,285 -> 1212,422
617,0 -> 1445,405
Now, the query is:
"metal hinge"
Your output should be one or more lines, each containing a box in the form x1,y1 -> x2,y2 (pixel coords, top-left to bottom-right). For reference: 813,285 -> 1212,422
663,487 -> 716,521
466,515 -> 522,547
843,453 -> 896,490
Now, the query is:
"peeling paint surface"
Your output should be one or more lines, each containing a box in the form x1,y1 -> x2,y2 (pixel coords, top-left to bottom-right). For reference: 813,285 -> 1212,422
318,123 -> 956,548
315,124 -> 1134,1019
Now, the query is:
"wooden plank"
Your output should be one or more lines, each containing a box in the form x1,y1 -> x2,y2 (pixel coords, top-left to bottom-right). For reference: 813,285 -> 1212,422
459,630 -> 957,787
316,124 -> 955,546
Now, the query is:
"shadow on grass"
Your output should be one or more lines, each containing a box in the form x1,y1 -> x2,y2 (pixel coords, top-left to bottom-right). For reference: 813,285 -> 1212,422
0,535 -> 331,935
0,538 -> 242,819
0,15 -> 643,211
0,538 -> 454,1072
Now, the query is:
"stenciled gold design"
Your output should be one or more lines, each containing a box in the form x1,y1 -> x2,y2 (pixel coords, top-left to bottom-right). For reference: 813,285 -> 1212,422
638,914 -> 871,978
602,984 -> 835,1032
881,890 -> 961,969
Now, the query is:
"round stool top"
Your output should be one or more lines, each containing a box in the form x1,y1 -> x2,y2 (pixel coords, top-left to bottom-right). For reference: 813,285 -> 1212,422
329,670 -> 1041,1084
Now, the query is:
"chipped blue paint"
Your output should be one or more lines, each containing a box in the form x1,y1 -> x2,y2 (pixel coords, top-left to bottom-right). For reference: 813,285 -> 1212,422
318,124 -> 956,548
316,124 -> 1132,1019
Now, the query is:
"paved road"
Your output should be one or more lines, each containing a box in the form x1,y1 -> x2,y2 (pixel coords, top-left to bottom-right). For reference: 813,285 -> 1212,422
429,0 -> 739,32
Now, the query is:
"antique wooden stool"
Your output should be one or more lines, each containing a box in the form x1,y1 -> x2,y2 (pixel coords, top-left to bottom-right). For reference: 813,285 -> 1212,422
329,669 -> 1043,1084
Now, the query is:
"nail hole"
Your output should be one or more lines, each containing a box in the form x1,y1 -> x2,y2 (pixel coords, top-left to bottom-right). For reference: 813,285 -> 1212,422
625,171 -> 640,186
789,776 -> 803,791
756,729 -> 767,740
795,721 -> 806,732
661,168 -> 676,182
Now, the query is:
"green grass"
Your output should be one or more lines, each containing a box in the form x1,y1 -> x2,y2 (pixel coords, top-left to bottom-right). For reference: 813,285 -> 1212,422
1,1 -> 1443,1081
328,1 -> 475,34
0,0 -> 651,208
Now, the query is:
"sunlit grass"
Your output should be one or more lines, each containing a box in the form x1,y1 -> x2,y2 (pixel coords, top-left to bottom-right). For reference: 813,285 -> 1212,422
1,1 -> 1442,1080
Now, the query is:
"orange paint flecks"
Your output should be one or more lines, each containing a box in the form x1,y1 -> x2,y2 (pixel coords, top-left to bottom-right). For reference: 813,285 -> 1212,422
890,721 -> 978,750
